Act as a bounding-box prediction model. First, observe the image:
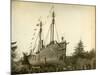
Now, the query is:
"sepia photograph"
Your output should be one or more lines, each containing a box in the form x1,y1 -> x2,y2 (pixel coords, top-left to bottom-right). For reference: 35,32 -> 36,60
11,0 -> 96,74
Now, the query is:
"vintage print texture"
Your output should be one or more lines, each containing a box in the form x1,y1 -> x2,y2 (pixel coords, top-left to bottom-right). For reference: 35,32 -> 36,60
11,0 -> 96,74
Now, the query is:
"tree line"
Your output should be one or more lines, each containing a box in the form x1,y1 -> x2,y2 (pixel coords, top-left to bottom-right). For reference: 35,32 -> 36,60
11,40 -> 96,74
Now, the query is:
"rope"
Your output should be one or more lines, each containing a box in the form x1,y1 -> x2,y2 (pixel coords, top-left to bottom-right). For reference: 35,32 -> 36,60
55,23 -> 60,42
44,24 -> 51,45
32,32 -> 39,52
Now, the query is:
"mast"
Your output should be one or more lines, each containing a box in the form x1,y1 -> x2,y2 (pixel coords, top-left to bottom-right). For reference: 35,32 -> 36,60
39,21 -> 42,50
50,11 -> 55,43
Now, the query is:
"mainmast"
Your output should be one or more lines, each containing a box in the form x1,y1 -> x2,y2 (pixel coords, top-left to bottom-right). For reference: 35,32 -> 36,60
50,11 -> 55,43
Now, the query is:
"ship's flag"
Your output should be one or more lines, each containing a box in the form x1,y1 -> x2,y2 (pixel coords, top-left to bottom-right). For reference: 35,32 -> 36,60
32,37 -> 34,40
36,24 -> 39,26
34,29 -> 37,31
33,33 -> 35,36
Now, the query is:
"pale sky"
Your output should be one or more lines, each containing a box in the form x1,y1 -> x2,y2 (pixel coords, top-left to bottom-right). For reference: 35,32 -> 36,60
12,0 -> 95,56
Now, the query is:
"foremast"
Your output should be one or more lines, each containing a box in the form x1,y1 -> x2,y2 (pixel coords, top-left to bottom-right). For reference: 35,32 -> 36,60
38,21 -> 43,52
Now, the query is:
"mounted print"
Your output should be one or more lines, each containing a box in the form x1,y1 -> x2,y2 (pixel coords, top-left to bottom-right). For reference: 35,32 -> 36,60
11,0 -> 96,74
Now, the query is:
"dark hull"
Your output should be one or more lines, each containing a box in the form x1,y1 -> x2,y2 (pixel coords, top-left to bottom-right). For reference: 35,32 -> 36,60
28,41 -> 66,66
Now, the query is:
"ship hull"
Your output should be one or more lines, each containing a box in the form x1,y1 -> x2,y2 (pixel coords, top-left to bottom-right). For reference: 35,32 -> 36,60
28,41 -> 66,66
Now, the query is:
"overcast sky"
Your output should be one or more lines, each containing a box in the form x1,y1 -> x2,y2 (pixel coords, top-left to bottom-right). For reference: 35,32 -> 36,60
12,0 -> 95,56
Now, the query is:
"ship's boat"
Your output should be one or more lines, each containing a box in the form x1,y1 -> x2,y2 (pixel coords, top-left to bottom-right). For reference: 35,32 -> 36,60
23,8 -> 69,67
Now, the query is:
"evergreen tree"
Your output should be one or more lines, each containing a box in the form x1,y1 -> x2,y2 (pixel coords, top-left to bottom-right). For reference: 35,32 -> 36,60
73,40 -> 85,57
88,48 -> 96,59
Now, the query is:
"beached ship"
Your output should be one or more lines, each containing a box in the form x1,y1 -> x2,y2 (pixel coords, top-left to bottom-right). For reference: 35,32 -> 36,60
23,8 -> 69,67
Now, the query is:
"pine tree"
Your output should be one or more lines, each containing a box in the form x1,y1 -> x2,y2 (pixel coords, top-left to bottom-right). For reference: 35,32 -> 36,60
88,48 -> 96,59
73,40 -> 85,57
